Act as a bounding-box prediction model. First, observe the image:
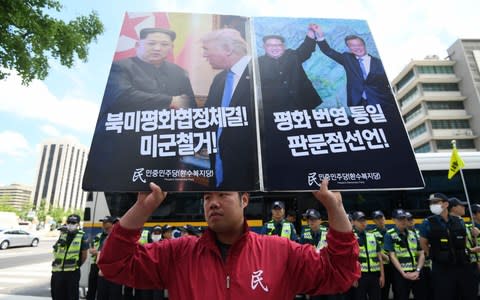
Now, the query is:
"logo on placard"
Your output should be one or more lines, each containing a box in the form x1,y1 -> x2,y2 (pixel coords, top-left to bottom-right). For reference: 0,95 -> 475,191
132,168 -> 146,183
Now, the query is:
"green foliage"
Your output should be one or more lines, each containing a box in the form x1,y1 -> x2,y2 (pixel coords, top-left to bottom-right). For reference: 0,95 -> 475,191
49,206 -> 66,223
0,0 -> 104,84
36,199 -> 47,222
0,202 -> 18,213
17,202 -> 34,220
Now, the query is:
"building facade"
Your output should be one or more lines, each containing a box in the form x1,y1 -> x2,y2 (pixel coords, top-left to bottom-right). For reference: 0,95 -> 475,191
392,39 -> 480,153
31,138 -> 88,211
0,183 -> 32,210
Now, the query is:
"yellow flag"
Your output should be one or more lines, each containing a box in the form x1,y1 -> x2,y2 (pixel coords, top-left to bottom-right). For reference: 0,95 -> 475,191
448,147 -> 465,179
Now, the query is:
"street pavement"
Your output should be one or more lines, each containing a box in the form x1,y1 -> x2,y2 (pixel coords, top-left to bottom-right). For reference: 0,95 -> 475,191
0,231 -> 57,299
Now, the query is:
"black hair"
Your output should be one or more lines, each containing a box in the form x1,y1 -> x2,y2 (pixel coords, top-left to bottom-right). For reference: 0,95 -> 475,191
139,28 -> 176,41
262,35 -> 285,43
344,34 -> 365,46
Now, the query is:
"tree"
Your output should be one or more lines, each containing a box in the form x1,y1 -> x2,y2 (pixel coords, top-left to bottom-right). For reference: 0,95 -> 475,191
36,199 -> 47,222
0,0 -> 104,84
0,202 -> 18,213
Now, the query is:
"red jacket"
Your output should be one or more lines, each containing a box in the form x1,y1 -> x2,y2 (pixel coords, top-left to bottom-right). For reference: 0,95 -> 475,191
98,222 -> 360,300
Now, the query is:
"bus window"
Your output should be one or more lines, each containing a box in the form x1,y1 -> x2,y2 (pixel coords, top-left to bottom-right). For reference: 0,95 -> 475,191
84,207 -> 91,222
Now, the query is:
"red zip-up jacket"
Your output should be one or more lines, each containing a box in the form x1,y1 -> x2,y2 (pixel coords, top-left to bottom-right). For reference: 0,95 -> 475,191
98,222 -> 360,299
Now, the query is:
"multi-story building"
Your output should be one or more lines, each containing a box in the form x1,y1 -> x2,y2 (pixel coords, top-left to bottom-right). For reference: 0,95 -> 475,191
31,138 -> 88,211
0,183 -> 32,210
392,39 -> 480,153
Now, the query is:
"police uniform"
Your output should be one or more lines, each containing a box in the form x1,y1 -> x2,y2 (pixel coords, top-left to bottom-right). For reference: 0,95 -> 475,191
420,193 -> 477,300
384,209 -> 426,300
300,209 -> 344,300
369,210 -> 392,300
86,231 -> 103,300
95,216 -> 122,300
139,229 -> 151,245
51,214 -> 89,300
406,211 -> 432,299
300,209 -> 326,248
352,211 -> 382,300
261,201 -> 297,241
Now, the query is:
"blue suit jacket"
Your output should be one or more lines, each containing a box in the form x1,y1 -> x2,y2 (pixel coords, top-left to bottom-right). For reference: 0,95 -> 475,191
318,40 -> 395,107
204,63 -> 259,190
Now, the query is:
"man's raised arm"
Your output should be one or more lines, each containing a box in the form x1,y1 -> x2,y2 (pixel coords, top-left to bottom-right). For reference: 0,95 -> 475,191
97,183 -> 172,289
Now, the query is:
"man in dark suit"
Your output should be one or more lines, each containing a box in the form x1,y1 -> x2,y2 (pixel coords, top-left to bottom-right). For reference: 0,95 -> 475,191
201,28 -> 258,190
84,27 -> 196,191
100,27 -> 195,117
313,24 -> 394,107
258,29 -> 322,113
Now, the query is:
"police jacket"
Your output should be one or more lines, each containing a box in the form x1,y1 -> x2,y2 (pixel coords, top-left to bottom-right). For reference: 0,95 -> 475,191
52,230 -> 85,272
98,222 -> 360,300
300,226 -> 328,249
384,227 -> 420,272
426,215 -> 468,265
354,229 -> 381,273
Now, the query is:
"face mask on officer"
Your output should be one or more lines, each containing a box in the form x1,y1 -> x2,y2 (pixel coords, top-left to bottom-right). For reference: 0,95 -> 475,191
430,204 -> 444,215
66,223 -> 79,232
151,234 -> 162,242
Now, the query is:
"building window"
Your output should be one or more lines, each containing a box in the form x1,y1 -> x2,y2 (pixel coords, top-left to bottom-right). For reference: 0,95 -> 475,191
41,145 -> 56,201
396,70 -> 415,91
417,65 -> 454,74
403,104 -> 423,123
436,139 -> 475,149
431,119 -> 470,129
399,86 -> 419,108
422,83 -> 459,91
414,143 -> 431,153
408,123 -> 427,139
426,101 -> 464,110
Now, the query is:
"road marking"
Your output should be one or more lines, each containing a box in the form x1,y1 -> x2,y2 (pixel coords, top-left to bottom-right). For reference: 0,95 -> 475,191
0,262 -> 51,289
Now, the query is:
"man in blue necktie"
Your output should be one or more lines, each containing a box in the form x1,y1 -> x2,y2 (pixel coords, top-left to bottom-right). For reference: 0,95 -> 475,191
201,28 -> 259,190
313,24 -> 395,107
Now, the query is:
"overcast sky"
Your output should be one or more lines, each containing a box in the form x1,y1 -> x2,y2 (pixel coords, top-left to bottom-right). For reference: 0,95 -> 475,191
0,0 -> 479,186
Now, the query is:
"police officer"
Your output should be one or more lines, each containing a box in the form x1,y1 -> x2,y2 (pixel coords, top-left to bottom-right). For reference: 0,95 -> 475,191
469,204 -> 480,272
419,193 -> 476,300
86,216 -> 117,300
352,211 -> 384,300
300,209 -> 327,249
384,209 -> 426,300
448,197 -> 467,219
449,197 -> 480,297
260,201 -> 297,241
300,209 -> 344,300
51,214 -> 89,300
161,225 -> 174,240
139,228 -> 152,244
369,210 -> 391,300
96,216 -> 122,300
151,225 -> 163,242
406,211 -> 432,299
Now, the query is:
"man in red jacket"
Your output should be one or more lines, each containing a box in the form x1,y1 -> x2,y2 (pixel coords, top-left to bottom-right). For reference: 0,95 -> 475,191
98,179 -> 360,299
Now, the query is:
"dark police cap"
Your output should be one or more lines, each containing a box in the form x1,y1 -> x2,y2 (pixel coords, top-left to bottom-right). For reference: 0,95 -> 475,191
351,211 -> 366,221
99,216 -> 117,223
404,211 -> 413,220
448,197 -> 467,207
152,225 -> 162,232
67,214 -> 81,223
427,193 -> 449,202
139,27 -> 176,41
303,209 -> 321,219
392,209 -> 408,219
371,210 -> 385,219
262,34 -> 285,43
272,201 -> 285,209
472,204 -> 480,214
162,225 -> 174,232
